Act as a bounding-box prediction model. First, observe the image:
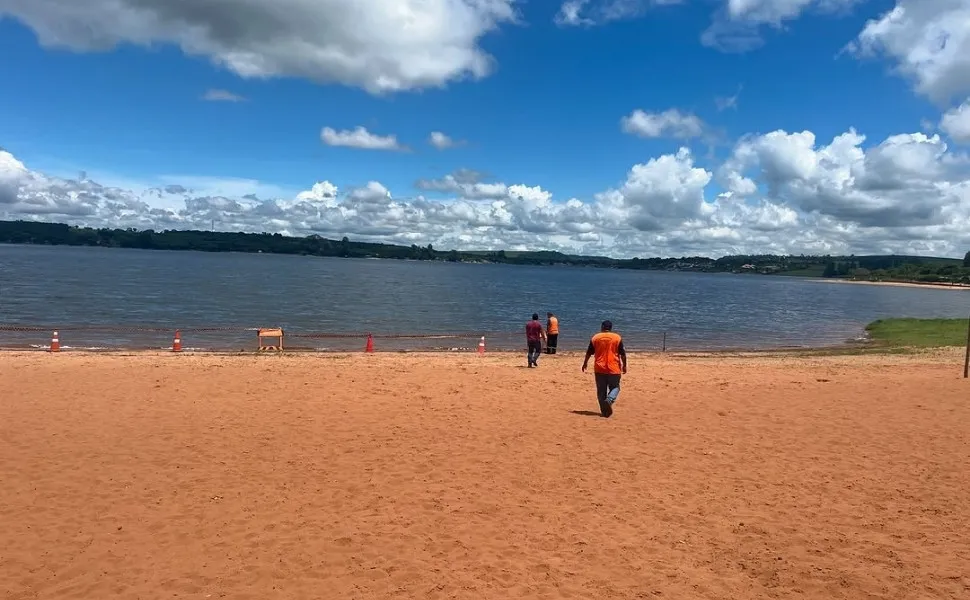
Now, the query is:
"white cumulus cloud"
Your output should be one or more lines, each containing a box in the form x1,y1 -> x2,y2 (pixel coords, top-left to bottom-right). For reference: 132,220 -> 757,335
848,0 -> 970,105
719,128 -> 970,232
941,99 -> 970,143
0,0 -> 519,95
321,127 -> 406,151
3,121 -> 970,258
621,109 -> 706,139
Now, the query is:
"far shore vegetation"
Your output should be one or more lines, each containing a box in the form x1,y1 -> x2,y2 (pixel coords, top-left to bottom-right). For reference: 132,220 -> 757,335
2,219 -> 970,286
865,318 -> 970,348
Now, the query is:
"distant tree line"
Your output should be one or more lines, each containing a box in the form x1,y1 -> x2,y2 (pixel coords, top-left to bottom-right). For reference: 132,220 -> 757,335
821,258 -> 970,284
1,220 -> 968,284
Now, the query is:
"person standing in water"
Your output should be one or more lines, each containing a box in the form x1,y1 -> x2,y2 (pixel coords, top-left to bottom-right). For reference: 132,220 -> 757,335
525,313 -> 545,368
581,320 -> 627,417
545,312 -> 559,354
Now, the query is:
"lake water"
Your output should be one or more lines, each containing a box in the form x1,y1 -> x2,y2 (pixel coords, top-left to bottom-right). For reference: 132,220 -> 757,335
1,244 -> 968,352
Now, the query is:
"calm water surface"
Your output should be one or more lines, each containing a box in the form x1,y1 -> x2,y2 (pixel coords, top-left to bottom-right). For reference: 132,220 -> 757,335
1,244 -> 968,351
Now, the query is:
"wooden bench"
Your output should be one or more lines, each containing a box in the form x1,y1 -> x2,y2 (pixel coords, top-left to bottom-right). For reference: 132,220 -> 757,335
257,328 -> 284,352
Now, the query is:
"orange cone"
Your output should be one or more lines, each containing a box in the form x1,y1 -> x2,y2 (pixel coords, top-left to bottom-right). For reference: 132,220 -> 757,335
173,330 -> 182,353
365,334 -> 374,353
50,330 -> 60,353
478,336 -> 485,355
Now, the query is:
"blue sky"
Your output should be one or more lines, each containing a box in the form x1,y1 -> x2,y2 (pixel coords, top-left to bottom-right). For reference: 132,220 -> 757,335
1,0 -> 969,258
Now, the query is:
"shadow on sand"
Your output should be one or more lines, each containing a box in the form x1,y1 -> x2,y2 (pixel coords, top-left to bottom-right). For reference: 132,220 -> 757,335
570,410 -> 604,417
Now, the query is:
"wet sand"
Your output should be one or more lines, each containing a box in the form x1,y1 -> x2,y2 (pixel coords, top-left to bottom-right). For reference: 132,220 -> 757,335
2,350 -> 969,599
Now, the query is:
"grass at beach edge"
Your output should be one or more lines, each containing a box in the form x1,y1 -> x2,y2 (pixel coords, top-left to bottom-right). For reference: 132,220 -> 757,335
865,318 -> 970,348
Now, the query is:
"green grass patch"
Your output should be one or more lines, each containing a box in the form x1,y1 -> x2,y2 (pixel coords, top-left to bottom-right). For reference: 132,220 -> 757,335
865,318 -> 970,348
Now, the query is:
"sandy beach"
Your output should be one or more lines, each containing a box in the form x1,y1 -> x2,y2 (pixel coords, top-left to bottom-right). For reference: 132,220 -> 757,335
3,350 -> 969,599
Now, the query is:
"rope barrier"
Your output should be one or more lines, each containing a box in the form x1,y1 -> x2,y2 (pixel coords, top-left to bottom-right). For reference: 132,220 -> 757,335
0,323 -> 862,353
0,324 -> 520,339
0,324 -> 257,333
288,332 -> 500,340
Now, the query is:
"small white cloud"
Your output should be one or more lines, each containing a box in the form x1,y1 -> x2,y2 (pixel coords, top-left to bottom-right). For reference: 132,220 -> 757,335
715,85 -> 742,111
557,0 -> 858,54
321,126 -> 406,151
621,109 -> 706,139
940,98 -> 970,144
347,181 -> 393,204
555,0 -> 684,26
724,0 -> 860,26
715,95 -> 738,111
416,171 -> 508,199
554,0 -> 593,26
429,131 -> 464,150
698,0 -> 863,53
202,89 -> 246,102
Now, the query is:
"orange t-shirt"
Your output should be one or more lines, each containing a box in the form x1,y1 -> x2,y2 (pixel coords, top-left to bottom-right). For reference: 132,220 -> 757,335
589,331 -> 625,375
547,316 -> 559,335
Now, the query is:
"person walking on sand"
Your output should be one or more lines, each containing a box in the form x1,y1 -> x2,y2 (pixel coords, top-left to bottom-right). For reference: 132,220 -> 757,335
581,320 -> 627,418
545,312 -> 559,355
525,313 -> 545,368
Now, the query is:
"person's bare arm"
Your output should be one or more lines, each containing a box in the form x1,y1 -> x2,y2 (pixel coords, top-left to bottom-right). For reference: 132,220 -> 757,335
618,340 -> 627,374
581,340 -> 595,372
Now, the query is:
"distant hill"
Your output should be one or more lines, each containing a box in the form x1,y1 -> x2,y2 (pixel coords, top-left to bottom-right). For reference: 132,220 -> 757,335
1,219 -> 968,284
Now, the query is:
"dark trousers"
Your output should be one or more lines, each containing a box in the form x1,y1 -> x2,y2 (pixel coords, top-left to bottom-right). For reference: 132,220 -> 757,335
527,340 -> 542,365
594,373 -> 621,417
545,334 -> 558,354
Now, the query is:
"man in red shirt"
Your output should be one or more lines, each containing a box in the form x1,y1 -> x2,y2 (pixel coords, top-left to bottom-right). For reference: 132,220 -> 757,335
525,313 -> 545,368
582,320 -> 627,417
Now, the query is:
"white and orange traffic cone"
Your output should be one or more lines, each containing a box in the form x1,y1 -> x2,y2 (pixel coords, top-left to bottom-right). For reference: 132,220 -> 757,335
50,330 -> 60,353
173,330 -> 182,353
478,336 -> 485,355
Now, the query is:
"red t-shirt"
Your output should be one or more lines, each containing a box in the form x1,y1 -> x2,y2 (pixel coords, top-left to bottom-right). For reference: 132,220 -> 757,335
525,321 -> 543,342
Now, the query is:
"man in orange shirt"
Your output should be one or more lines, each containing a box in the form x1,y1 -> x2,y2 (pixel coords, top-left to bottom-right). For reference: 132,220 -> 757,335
544,312 -> 559,354
581,320 -> 627,418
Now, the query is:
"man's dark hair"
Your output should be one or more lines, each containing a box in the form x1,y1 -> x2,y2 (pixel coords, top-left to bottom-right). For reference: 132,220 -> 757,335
601,320 -> 613,331
547,312 -> 554,317
532,313 -> 539,320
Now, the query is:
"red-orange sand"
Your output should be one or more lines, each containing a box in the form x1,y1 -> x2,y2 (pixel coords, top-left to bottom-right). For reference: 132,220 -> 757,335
2,350 -> 969,599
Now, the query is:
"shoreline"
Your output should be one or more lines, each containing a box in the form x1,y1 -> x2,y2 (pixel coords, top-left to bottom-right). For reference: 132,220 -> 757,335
0,344 -> 962,361
810,278 -> 970,291
0,342 -> 874,356
0,339 -> 876,355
